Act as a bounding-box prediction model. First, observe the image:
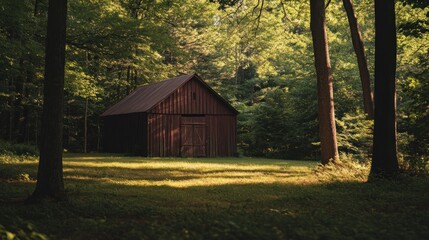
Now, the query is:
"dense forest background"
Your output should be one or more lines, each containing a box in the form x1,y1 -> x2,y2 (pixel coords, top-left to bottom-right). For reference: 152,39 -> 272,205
0,0 -> 427,164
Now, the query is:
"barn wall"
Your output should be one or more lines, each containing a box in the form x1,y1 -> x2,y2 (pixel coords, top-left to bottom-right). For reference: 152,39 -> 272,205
147,114 -> 236,157
206,115 -> 236,157
147,114 -> 181,157
149,78 -> 234,115
102,113 -> 147,155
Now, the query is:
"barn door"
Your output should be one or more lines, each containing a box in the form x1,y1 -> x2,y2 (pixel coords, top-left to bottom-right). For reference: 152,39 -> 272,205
180,117 -> 207,157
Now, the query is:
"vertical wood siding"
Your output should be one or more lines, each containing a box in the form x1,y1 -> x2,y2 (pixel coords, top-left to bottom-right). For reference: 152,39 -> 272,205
149,78 -> 233,115
147,114 -> 181,157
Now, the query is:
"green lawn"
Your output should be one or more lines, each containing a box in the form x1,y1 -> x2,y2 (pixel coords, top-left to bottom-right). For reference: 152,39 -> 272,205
1,154 -> 428,240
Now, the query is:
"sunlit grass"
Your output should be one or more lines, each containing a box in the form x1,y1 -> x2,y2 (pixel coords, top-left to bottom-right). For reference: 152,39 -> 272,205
62,154 -> 317,188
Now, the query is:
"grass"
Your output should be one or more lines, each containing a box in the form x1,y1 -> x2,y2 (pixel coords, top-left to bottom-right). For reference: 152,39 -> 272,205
1,154 -> 428,240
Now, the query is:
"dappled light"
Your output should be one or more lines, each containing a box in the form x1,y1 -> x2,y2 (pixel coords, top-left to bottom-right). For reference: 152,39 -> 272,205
62,156 -> 316,188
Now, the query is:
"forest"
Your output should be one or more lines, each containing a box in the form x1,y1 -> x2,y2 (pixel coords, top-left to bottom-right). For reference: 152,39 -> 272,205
0,0 -> 428,164
0,0 -> 428,239
1,0 -> 428,166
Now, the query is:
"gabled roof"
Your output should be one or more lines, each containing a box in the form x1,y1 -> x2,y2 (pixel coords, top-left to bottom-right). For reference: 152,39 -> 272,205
101,73 -> 237,117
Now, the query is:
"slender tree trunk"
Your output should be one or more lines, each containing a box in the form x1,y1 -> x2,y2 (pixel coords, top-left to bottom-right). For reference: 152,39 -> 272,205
31,0 -> 68,201
84,98 -> 88,153
117,70 -> 122,100
134,69 -> 138,87
34,0 -> 40,16
370,0 -> 399,178
97,121 -> 100,152
342,0 -> 374,119
126,66 -> 131,94
8,76 -> 15,142
310,0 -> 339,164
21,70 -> 31,143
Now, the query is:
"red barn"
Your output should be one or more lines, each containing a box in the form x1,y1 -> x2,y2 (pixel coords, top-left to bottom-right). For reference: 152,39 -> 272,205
101,73 -> 238,157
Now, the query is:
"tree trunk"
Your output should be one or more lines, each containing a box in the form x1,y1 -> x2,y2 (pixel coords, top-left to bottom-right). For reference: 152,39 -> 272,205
370,0 -> 399,178
97,121 -> 100,152
84,98 -> 88,153
134,69 -> 138,87
8,78 -> 15,142
342,0 -> 374,119
310,0 -> 339,164
34,0 -> 40,16
126,66 -> 131,94
31,0 -> 68,201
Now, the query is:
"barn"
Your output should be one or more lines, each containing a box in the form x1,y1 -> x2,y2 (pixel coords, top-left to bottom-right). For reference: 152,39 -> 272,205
100,73 -> 238,157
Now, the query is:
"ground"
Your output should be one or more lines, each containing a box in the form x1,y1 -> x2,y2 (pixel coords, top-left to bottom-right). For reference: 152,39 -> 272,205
0,154 -> 428,239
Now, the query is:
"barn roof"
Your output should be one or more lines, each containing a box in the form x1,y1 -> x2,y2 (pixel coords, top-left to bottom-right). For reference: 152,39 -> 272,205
101,73 -> 238,116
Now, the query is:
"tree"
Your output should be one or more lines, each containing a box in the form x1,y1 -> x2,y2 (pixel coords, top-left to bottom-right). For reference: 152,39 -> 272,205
310,0 -> 339,164
342,0 -> 374,119
30,0 -> 68,201
370,0 -> 399,178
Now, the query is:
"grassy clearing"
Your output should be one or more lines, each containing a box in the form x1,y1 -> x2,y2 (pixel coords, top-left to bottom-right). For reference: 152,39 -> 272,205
1,154 -> 428,240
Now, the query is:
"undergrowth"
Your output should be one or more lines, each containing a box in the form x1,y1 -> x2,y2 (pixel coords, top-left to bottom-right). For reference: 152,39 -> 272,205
313,154 -> 370,182
0,140 -> 39,157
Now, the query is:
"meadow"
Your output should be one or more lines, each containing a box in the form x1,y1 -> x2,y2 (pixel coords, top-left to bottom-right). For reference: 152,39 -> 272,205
1,154 -> 428,239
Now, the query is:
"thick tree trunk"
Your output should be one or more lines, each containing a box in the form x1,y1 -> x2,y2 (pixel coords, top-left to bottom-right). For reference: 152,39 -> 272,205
342,0 -> 374,119
310,0 -> 339,164
31,0 -> 68,201
370,0 -> 399,178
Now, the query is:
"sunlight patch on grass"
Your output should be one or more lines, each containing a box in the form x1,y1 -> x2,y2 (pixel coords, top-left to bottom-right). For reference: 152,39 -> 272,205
63,160 -> 314,172
62,157 -> 317,188
103,175 -> 307,188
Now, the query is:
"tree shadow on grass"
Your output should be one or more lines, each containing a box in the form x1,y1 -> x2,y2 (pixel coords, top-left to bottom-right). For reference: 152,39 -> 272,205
1,176 -> 429,240
1,158 -> 429,240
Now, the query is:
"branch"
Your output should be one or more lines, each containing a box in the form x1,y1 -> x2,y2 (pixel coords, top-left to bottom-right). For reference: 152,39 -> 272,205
280,0 -> 291,23
254,0 -> 265,33
325,0 -> 332,9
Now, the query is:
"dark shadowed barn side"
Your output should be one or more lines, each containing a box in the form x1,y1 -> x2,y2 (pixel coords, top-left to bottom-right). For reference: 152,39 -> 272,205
100,73 -> 238,157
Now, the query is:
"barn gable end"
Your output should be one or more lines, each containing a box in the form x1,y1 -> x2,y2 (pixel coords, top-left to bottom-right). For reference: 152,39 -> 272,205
149,77 -> 235,115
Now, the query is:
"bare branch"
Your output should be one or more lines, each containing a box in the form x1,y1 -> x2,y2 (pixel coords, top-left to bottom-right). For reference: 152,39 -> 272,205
255,0 -> 265,33
280,0 -> 291,23
325,0 -> 332,9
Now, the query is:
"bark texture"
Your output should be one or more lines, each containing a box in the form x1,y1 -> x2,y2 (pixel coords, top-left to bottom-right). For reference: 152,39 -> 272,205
370,0 -> 399,178
310,0 -> 339,164
31,0 -> 68,201
342,0 -> 374,119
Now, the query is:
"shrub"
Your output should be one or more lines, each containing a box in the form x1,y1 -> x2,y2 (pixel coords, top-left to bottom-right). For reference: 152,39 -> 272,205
0,140 -> 39,156
336,113 -> 373,162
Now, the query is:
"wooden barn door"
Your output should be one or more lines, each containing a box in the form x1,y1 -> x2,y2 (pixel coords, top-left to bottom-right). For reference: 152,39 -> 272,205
181,116 -> 207,157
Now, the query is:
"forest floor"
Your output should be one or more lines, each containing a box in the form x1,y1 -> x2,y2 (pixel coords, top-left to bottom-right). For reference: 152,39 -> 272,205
0,154 -> 428,239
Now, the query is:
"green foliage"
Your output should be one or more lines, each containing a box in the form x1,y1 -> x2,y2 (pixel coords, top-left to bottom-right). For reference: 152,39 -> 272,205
336,113 -> 373,161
